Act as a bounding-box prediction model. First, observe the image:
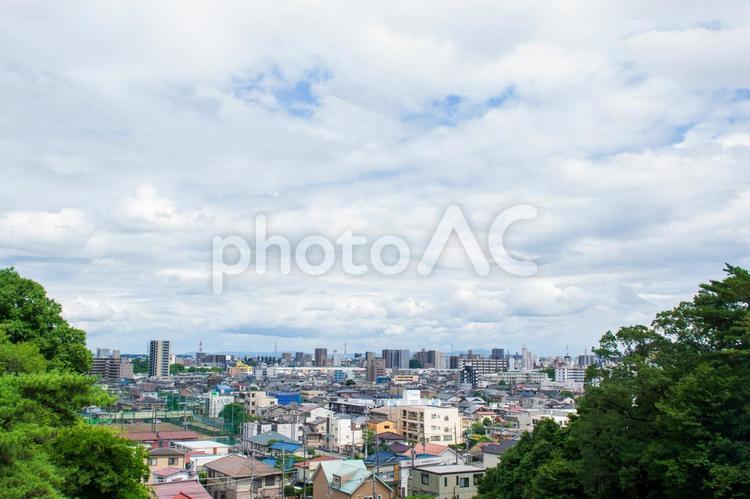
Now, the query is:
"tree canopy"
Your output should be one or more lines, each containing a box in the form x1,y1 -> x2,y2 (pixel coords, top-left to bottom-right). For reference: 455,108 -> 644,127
0,268 -> 149,498
478,264 -> 750,498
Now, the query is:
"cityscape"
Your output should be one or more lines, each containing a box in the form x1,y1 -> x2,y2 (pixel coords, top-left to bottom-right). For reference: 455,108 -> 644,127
84,338 -> 595,498
1,2 -> 749,499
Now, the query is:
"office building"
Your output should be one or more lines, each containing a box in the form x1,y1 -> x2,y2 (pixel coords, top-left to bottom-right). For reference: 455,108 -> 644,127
148,340 -> 171,378
314,348 -> 328,367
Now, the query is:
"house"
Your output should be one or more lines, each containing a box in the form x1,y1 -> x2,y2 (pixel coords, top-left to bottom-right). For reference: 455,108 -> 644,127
150,479 -> 212,499
294,456 -> 342,484
312,460 -> 393,499
244,430 -> 300,455
147,448 -> 186,482
205,454 -> 283,499
481,439 -> 520,468
409,465 -> 485,499
397,443 -> 459,466
150,467 -> 190,483
171,440 -> 230,457
367,419 -> 399,435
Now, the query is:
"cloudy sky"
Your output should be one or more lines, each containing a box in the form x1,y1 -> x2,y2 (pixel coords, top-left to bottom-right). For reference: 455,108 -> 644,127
1,2 -> 749,356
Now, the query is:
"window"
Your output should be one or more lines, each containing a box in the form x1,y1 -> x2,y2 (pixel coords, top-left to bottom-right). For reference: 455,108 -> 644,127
444,477 -> 448,487
264,476 -> 275,486
421,473 -> 430,485
474,474 -> 482,485
148,458 -> 157,466
168,457 -> 177,465
459,477 -> 470,488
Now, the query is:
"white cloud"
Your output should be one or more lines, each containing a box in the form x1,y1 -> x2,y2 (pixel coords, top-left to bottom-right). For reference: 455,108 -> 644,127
1,2 -> 749,354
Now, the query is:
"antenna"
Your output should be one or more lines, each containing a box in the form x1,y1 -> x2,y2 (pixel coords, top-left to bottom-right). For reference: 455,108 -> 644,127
198,341 -> 203,354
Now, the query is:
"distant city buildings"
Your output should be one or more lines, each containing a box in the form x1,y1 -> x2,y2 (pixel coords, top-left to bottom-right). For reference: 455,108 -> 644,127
382,349 -> 410,369
90,349 -> 133,380
314,348 -> 328,367
148,340 -> 171,378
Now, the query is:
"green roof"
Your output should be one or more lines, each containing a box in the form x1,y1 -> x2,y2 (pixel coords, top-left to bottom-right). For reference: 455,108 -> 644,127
317,460 -> 392,496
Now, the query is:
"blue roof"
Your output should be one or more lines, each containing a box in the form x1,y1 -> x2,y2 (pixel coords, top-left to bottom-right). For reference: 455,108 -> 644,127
270,441 -> 301,452
247,431 -> 298,446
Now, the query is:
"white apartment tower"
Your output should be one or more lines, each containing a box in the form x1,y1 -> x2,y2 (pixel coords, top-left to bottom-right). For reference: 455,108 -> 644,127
148,340 -> 171,378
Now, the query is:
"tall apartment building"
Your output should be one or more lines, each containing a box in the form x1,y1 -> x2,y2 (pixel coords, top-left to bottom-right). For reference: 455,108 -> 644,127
365,352 -> 386,383
396,406 -> 462,445
148,340 -> 171,378
314,348 -> 328,367
577,354 -> 597,367
382,349 -> 410,369
491,348 -> 505,359
414,349 -> 445,369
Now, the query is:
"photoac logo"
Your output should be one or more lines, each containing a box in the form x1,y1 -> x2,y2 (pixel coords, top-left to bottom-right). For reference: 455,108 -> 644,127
212,204 -> 537,294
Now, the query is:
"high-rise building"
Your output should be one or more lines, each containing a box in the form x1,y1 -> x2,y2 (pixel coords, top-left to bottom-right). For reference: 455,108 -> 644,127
95,348 -> 111,358
314,348 -> 328,367
414,349 -> 446,369
460,366 -> 479,388
148,340 -> 171,378
491,348 -> 505,360
294,352 -> 305,365
521,345 -> 534,371
365,352 -> 386,383
382,349 -> 410,369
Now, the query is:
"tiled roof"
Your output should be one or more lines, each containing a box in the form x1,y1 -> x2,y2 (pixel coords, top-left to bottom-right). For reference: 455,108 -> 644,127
317,460 -> 392,496
246,430 -> 297,445
204,454 -> 280,478
150,479 -> 212,499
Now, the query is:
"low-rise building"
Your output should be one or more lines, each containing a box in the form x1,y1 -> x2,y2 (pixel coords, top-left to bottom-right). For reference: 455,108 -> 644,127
409,465 -> 484,499
205,454 -> 283,499
312,460 -> 393,499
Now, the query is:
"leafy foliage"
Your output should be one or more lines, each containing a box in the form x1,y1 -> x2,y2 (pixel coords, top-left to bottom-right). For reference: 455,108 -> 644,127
0,268 -> 149,498
479,265 -> 750,498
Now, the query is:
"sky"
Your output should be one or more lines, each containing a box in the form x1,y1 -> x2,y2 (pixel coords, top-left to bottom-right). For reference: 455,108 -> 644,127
1,2 -> 749,356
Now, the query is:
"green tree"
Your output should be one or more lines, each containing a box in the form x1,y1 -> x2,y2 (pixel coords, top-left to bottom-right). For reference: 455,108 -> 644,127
169,363 -> 186,374
219,402 -> 248,436
479,265 -> 750,498
0,268 -> 91,373
0,268 -> 150,498
51,425 -> 149,498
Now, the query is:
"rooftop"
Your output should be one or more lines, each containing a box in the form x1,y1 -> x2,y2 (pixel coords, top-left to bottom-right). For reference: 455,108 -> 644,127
150,479 -> 212,499
171,440 -> 230,449
416,464 -> 485,474
204,454 -> 279,477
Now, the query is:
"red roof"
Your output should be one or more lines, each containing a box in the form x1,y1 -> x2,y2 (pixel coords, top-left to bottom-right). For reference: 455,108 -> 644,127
124,432 -> 158,441
157,431 -> 201,440
400,443 -> 451,456
152,467 -> 187,477
150,480 -> 212,499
